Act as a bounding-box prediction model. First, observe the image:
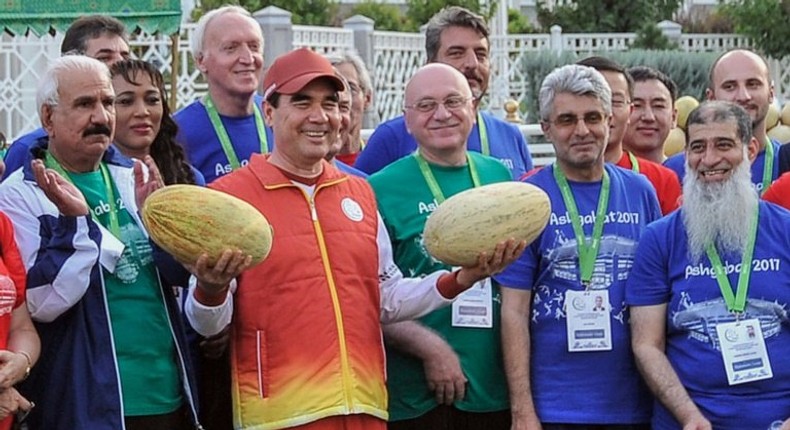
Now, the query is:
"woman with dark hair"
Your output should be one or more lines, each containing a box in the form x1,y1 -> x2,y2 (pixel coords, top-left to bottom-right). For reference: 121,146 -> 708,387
110,59 -> 204,186
109,59 -> 205,430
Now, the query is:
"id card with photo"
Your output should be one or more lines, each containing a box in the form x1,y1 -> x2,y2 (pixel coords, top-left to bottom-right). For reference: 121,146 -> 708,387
715,318 -> 773,385
566,290 -> 612,352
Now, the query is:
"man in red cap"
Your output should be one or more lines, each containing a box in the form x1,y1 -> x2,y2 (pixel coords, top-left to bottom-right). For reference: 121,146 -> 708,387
184,48 -> 524,430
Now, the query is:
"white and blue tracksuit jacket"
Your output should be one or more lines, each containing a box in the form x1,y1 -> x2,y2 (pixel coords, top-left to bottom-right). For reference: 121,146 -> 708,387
0,139 -> 201,430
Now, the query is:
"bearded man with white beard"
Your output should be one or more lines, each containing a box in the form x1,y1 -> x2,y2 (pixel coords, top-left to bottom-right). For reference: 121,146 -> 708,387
625,101 -> 790,430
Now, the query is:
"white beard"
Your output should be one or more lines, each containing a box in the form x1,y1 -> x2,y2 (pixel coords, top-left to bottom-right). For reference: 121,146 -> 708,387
682,155 -> 758,262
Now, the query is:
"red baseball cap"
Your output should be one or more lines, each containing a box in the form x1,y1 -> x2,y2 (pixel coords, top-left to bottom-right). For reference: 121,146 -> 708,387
262,48 -> 345,100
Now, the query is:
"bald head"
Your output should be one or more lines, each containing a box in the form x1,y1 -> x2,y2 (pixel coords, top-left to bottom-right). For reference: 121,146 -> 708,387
403,63 -> 476,165
405,63 -> 472,106
707,49 -> 774,132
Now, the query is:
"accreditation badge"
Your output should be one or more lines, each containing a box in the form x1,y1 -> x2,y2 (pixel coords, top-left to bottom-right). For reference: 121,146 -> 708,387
715,318 -> 773,385
451,277 -> 493,328
565,290 -> 612,352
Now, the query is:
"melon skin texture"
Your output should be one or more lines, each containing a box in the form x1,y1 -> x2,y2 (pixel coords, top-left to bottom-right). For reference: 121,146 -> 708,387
423,182 -> 551,267
142,184 -> 273,266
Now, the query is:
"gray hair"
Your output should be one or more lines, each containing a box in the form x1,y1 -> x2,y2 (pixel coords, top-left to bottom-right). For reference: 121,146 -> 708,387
685,101 -> 753,147
325,48 -> 373,97
37,56 -> 110,116
425,6 -> 489,63
191,6 -> 261,63
539,64 -> 612,121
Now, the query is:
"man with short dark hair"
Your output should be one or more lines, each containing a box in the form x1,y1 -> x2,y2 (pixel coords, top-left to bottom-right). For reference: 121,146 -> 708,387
627,101 -> 790,429
578,56 -> 680,215
496,64 -> 659,428
355,6 -> 533,180
623,66 -> 677,164
665,49 -> 780,195
3,15 -> 130,180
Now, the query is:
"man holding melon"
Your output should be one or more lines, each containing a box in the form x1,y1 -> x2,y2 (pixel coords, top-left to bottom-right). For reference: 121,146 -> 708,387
626,101 -> 790,429
185,48 -> 524,430
369,63 -> 515,429
496,64 -> 661,429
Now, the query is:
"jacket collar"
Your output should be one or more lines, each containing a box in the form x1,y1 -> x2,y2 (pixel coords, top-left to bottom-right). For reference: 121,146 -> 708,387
248,153 -> 347,189
23,136 -> 134,181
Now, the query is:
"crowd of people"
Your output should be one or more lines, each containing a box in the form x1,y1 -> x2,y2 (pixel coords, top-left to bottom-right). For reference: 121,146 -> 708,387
0,4 -> 787,430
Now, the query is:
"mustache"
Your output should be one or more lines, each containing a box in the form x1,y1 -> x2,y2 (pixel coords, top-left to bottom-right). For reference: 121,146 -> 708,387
82,124 -> 112,138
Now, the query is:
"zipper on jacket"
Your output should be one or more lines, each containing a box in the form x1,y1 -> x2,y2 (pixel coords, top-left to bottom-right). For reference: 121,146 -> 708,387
304,187 -> 355,409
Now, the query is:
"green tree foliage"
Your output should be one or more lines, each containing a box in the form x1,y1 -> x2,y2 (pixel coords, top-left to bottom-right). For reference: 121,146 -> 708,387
192,0 -> 338,25
518,49 -> 716,120
721,0 -> 790,59
405,0 -> 494,31
508,8 -> 536,34
536,0 -> 682,32
349,1 -> 407,31
631,21 -> 677,50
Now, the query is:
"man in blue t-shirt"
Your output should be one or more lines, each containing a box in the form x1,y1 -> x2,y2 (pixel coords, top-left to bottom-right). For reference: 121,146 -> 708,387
495,64 -> 660,428
627,101 -> 790,430
174,6 -> 273,184
664,49 -> 779,195
3,15 -> 130,180
354,6 -> 533,180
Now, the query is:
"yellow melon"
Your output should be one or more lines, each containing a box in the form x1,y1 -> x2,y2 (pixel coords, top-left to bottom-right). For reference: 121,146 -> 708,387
142,185 -> 273,266
675,96 -> 699,130
664,127 -> 686,157
768,124 -> 790,144
423,182 -> 550,266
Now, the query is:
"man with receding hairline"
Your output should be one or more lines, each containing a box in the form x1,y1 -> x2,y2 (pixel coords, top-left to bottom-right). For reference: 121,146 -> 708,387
175,5 -> 273,184
356,6 -> 533,179
664,49 -> 780,195
0,55 -> 199,430
627,100 -> 790,429
371,63 -> 515,430
3,15 -> 131,180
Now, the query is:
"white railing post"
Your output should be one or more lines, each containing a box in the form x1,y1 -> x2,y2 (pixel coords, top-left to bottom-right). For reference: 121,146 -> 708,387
343,15 -> 376,128
550,25 -> 563,55
657,20 -> 682,46
254,6 -> 293,70
343,15 -> 375,68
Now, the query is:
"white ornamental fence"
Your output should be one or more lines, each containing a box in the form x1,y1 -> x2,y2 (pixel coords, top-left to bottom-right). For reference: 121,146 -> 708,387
2,9 -> 788,145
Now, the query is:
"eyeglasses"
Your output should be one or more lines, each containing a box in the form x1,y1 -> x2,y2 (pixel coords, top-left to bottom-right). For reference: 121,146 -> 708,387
404,95 -> 473,113
546,112 -> 606,128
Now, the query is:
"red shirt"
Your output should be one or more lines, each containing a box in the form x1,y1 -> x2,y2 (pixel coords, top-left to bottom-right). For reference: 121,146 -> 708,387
0,212 -> 26,430
617,152 -> 681,215
763,171 -> 790,208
